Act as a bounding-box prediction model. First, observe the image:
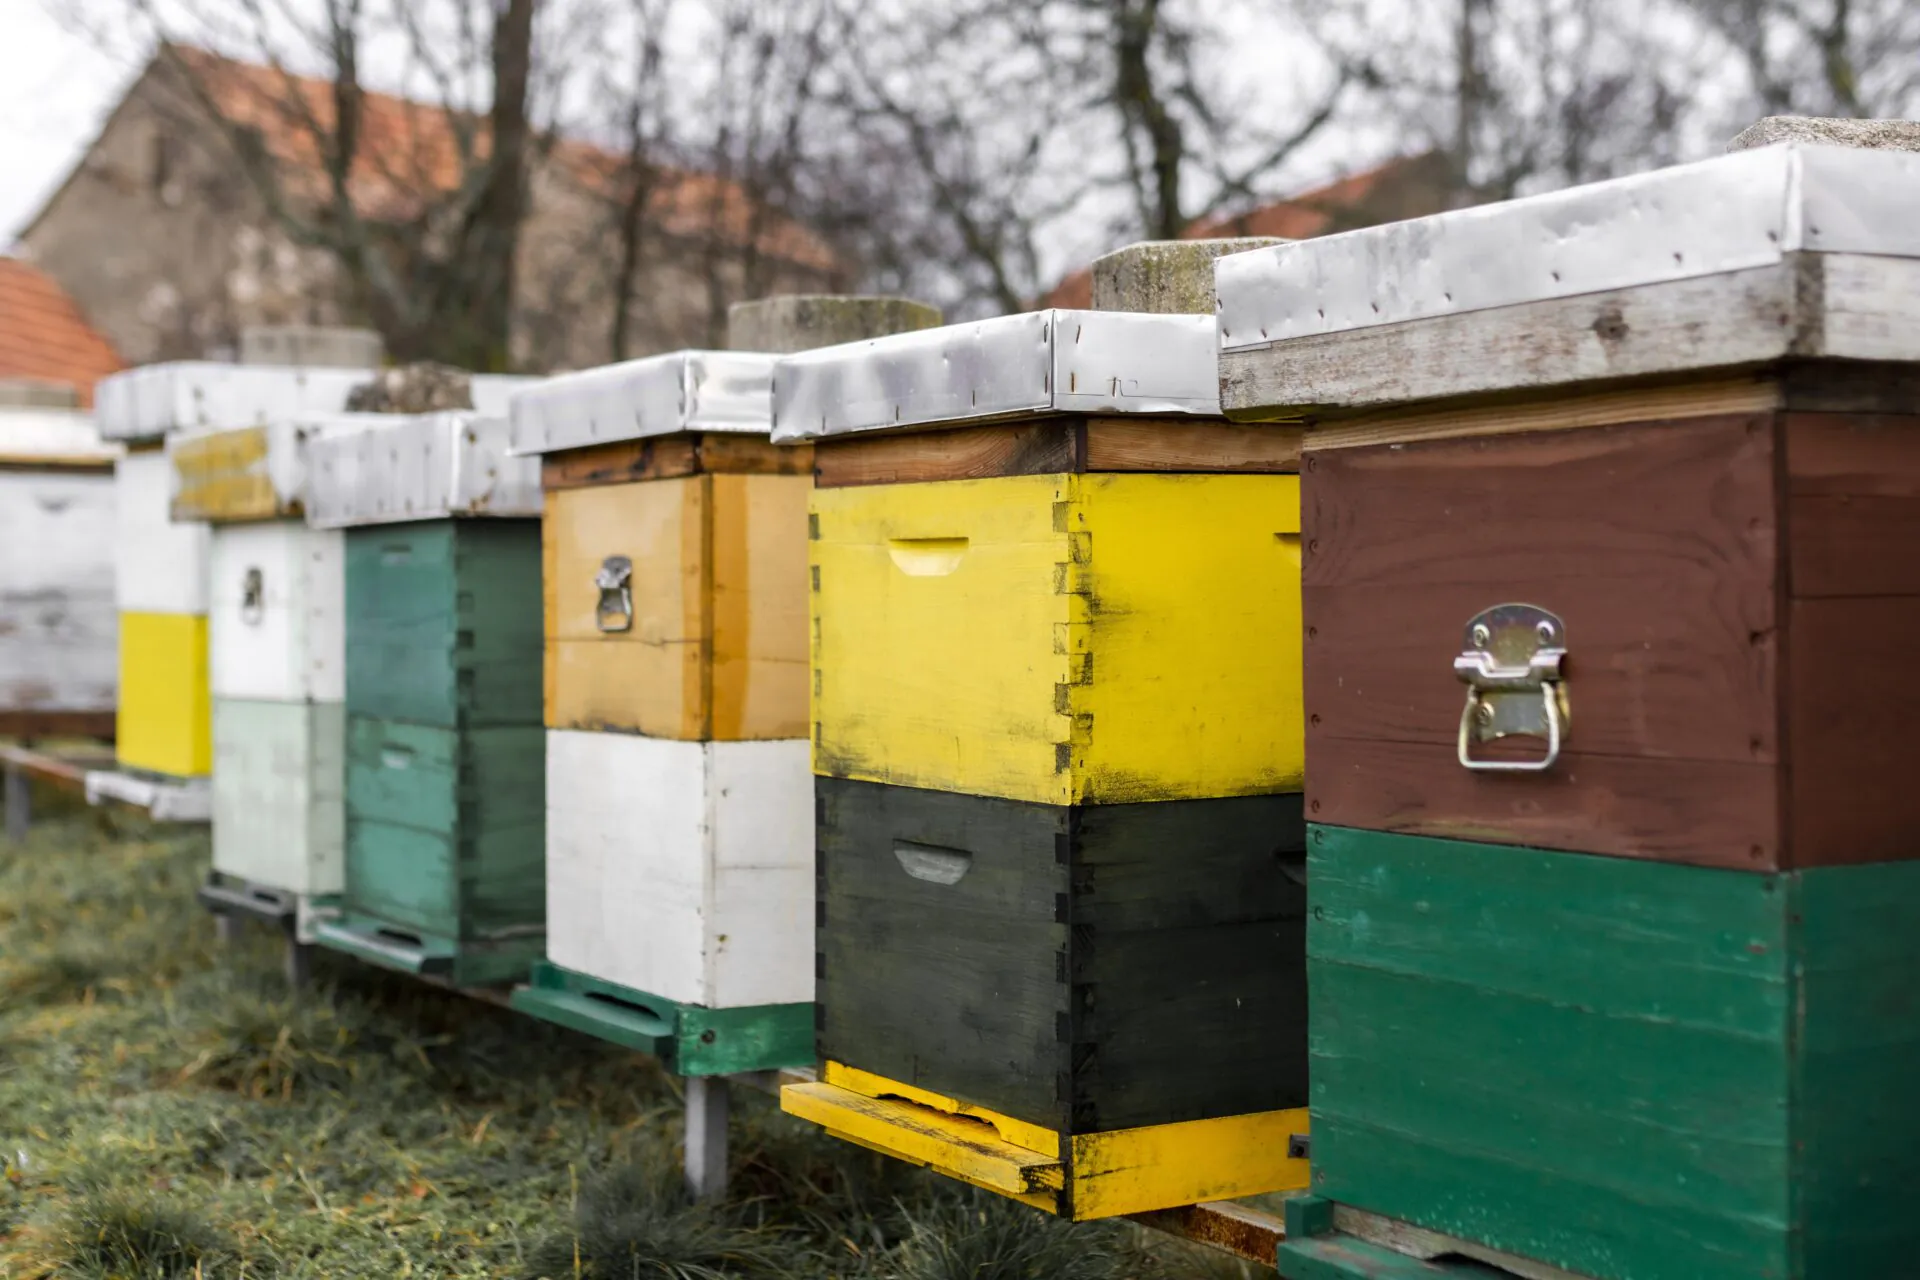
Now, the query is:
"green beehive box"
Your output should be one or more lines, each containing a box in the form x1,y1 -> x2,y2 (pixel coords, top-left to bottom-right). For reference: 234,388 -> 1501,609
305,412 -> 547,986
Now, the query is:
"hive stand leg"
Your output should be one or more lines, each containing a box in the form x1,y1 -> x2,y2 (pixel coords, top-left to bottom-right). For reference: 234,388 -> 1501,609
4,759 -> 29,843
684,1076 -> 730,1202
283,937 -> 312,988
214,913 -> 243,945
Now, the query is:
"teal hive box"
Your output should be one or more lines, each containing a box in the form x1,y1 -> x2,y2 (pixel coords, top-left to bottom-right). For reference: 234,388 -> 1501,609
304,411 -> 547,986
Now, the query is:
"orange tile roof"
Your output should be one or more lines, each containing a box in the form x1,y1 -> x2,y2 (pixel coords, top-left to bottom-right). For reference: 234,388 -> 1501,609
1042,155 -> 1448,310
0,257 -> 125,407
165,45 -> 837,272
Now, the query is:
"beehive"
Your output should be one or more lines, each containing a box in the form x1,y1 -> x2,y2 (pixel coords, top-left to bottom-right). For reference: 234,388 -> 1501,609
1213,143 -> 1920,1280
169,418 -> 368,926
0,404 -> 117,738
508,296 -> 942,1073
774,296 -> 1311,1219
95,361 -> 378,779
303,411 -> 547,986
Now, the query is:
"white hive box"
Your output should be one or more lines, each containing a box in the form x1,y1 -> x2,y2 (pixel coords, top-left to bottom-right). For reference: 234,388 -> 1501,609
207,520 -> 345,703
543,729 -> 813,1009
117,447 -> 210,616
211,698 -> 345,898
0,408 -> 118,724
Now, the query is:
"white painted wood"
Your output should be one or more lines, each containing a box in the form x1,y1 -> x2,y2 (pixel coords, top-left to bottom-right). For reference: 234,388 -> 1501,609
116,448 -> 209,614
0,469 -> 116,712
208,520 -> 345,702
210,697 -> 345,896
1818,253 -> 1920,363
545,730 -> 813,1009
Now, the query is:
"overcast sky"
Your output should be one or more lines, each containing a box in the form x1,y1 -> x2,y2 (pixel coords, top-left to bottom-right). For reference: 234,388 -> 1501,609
1,1 -> 138,245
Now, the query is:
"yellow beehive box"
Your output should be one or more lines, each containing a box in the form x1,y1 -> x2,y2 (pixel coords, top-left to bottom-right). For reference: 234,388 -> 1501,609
775,309 -> 1306,806
512,352 -> 812,741
117,609 -> 213,777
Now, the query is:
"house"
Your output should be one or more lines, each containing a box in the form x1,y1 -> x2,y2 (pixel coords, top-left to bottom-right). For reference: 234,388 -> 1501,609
14,46 -> 842,372
0,256 -> 125,406
1042,153 -> 1457,309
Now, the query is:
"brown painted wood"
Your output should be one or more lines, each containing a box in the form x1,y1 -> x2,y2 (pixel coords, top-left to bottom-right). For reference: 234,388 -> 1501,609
1304,414 -> 1785,869
1081,417 -> 1301,472
812,420 -> 1079,488
1779,361 -> 1920,414
541,433 -> 809,491
1786,413 -> 1920,597
0,710 -> 116,740
1788,595 -> 1920,867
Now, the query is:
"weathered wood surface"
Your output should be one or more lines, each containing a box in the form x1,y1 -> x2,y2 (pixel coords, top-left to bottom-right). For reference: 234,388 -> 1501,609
117,610 -> 212,778
208,520 -> 345,703
343,715 -> 545,941
116,447 -> 209,615
539,432 -> 813,492
811,416 -> 1301,488
1221,255 -> 1920,420
344,519 -> 543,729
1306,824 -> 1920,1280
812,472 -> 1305,805
544,730 -> 812,1009
0,711 -> 115,740
544,474 -> 809,740
211,697 -> 344,897
1305,403 -> 1920,868
815,777 -> 1306,1135
0,469 -> 115,715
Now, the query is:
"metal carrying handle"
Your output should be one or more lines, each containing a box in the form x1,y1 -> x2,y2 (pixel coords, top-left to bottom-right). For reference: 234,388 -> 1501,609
595,555 -> 633,633
1453,604 -> 1569,773
240,567 -> 265,625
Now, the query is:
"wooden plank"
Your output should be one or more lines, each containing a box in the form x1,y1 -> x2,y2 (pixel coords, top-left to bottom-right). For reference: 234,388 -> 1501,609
709,473 -> 810,740
1307,825 -> 1796,1280
1067,1108 -> 1310,1221
1129,1201 -> 1286,1267
0,469 -> 116,718
812,420 -> 1079,489
1304,415 -> 1783,868
1815,253 -> 1920,365
1082,416 -> 1303,473
1329,1206 -> 1589,1280
0,711 -> 114,741
1302,377 -> 1781,451
1221,263 -> 1799,419
1787,595 -> 1920,867
540,432 -> 811,492
0,743 -> 114,787
1785,412 -> 1920,597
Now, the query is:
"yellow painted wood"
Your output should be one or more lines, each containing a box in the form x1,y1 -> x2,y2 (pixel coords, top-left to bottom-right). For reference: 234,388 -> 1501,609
821,1061 -> 1061,1156
810,472 -> 1304,804
117,610 -> 212,777
170,426 -> 281,522
783,1080 -> 1064,1208
788,1065 -> 1310,1220
544,473 -> 809,740
1068,1107 -> 1312,1221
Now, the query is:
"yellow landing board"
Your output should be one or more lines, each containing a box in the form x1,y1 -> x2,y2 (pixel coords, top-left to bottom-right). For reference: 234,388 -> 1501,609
810,471 -> 1305,805
784,1064 -> 1311,1220
117,611 -> 212,778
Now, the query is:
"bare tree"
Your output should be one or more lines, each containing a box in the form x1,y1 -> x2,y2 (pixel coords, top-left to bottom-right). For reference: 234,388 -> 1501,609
1679,0 -> 1920,121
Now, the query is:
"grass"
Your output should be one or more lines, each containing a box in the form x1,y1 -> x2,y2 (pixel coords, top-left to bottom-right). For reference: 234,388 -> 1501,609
0,784 -> 1239,1280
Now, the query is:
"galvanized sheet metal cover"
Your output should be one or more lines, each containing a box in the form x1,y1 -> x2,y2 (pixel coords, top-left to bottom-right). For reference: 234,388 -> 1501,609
304,413 -> 541,528
167,415 -> 401,518
770,309 -> 1220,442
95,363 -> 535,442
1214,143 -> 1920,352
0,407 -> 119,463
505,350 -> 775,455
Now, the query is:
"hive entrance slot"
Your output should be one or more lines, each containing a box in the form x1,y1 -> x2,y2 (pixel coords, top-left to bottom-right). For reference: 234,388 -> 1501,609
886,538 -> 969,577
582,989 -> 667,1022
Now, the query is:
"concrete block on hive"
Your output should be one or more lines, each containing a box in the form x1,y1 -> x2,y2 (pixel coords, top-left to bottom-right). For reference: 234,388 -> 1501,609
1727,114 -> 1920,152
725,294 -> 942,353
1091,237 -> 1284,315
239,324 -> 384,369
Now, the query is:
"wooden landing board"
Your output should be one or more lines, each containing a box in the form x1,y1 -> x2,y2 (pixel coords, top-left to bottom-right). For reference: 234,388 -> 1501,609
812,415 -> 1303,488
1307,825 -> 1920,1280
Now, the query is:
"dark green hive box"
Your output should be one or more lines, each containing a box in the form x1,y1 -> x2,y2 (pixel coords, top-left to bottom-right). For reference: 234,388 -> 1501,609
320,518 -> 547,987
1301,825 -> 1920,1280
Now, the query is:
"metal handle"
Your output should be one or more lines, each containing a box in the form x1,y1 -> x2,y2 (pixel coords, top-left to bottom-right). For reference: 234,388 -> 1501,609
1453,604 -> 1569,773
240,567 -> 264,625
595,555 -> 633,633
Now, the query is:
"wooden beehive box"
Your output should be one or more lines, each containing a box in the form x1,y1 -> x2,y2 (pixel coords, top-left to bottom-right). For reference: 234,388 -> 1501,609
95,362 -> 376,779
1214,143 -> 1920,1280
0,406 -> 117,739
168,418 -> 368,920
773,308 -> 1311,1219
303,411 -> 547,986
504,351 -> 818,1071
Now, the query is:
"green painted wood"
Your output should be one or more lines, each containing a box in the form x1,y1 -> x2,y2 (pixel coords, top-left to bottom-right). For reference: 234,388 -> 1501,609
1277,1236 -> 1508,1280
817,778 -> 1306,1135
512,961 -> 815,1076
313,910 -> 543,987
344,519 -> 543,729
342,715 -> 544,942
1308,824 -> 1920,1280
